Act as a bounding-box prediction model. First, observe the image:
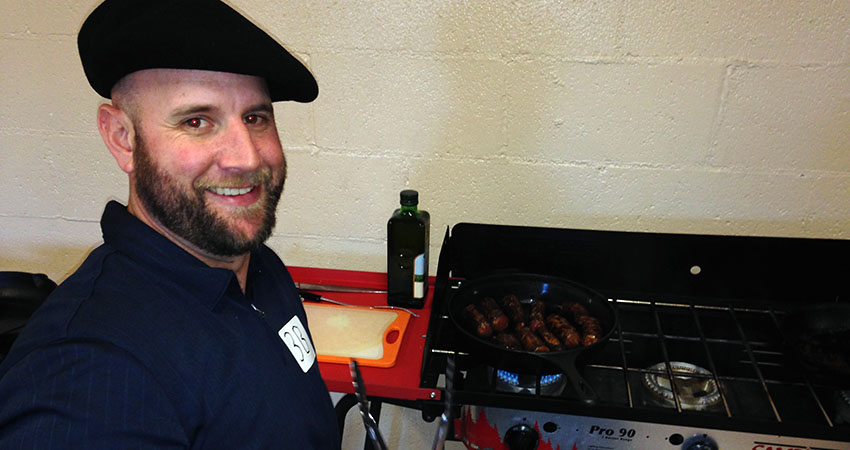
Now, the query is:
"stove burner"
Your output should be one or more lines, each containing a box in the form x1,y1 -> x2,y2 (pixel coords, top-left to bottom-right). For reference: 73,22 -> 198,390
642,362 -> 722,411
493,368 -> 566,396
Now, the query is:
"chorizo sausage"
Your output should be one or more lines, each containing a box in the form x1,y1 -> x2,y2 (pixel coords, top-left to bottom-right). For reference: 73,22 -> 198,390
564,301 -> 589,321
463,304 -> 493,337
546,313 -> 581,348
577,315 -> 602,336
544,313 -> 571,331
480,297 -> 509,332
516,326 -> 550,352
582,333 -> 600,346
500,294 -> 525,324
565,301 -> 604,346
574,309 -> 603,345
536,326 -> 564,351
528,301 -> 546,333
493,332 -> 523,350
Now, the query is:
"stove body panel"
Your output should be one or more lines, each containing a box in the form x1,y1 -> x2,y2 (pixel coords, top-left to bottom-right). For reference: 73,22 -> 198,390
457,406 -> 849,450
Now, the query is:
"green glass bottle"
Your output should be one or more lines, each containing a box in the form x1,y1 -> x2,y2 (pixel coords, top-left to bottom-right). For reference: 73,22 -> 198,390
387,190 -> 430,308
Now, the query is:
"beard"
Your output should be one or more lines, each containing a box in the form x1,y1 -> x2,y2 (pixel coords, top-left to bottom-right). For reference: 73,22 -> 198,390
132,134 -> 285,257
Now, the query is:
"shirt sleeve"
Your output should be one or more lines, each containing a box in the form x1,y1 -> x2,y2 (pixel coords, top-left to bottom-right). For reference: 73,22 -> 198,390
0,340 -> 189,449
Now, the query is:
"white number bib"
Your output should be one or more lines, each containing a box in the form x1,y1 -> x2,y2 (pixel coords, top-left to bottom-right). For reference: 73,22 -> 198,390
278,315 -> 316,373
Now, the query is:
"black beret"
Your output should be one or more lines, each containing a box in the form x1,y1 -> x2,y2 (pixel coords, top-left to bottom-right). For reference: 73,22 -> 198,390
78,0 -> 317,103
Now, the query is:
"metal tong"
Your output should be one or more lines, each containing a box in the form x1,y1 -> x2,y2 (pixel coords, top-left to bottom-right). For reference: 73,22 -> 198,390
431,355 -> 455,450
350,359 -> 389,450
294,282 -> 386,294
300,290 -> 420,318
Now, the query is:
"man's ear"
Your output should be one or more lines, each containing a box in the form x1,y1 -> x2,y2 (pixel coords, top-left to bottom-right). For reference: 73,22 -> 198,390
97,103 -> 136,174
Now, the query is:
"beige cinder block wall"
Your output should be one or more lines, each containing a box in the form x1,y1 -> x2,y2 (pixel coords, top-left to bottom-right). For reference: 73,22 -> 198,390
1,1 -> 849,281
1,1 -> 848,447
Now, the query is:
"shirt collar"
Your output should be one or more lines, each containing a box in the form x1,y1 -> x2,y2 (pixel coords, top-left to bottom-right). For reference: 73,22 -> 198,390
100,200 -> 247,310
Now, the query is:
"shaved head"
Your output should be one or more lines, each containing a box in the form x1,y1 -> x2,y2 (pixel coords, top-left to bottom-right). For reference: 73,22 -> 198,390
110,73 -> 142,126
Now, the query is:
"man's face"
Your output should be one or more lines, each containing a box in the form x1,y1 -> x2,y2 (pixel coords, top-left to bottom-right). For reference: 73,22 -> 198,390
123,69 -> 286,257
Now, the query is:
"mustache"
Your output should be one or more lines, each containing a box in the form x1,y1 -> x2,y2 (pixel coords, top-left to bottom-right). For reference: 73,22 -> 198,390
193,169 -> 274,190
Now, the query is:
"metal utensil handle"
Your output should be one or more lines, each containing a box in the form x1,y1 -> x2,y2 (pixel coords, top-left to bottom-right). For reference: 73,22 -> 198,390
431,355 -> 455,450
363,416 -> 388,450
300,291 -> 419,317
350,360 -> 389,450
295,282 -> 387,293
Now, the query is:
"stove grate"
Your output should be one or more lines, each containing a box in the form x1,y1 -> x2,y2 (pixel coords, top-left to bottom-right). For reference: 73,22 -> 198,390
421,285 -> 848,440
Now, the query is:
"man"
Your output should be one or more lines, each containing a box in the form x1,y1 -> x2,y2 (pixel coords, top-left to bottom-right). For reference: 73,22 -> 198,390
0,1 -> 341,448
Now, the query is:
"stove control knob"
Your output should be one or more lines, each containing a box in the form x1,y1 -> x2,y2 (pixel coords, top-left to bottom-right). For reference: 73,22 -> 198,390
685,443 -> 716,450
504,424 -> 539,450
683,434 -> 717,450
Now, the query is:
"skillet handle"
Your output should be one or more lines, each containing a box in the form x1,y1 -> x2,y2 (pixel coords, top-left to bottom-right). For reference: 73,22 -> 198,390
549,357 -> 597,405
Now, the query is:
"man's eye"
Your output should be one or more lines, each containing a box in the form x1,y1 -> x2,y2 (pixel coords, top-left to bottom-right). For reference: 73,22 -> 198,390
245,114 -> 262,125
185,117 -> 204,128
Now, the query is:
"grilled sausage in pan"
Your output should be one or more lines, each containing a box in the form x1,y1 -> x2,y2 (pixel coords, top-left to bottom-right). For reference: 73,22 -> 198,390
546,313 -> 582,348
577,315 -> 602,334
462,304 -> 493,337
581,334 -> 599,346
564,301 -> 589,320
480,297 -> 509,332
570,302 -> 603,345
516,326 -> 550,352
501,294 -> 526,324
528,301 -> 546,333
536,326 -> 564,351
578,315 -> 602,345
493,332 -> 523,350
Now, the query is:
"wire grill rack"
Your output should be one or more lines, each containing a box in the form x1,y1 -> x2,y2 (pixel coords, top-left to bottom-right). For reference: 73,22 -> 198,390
421,282 -> 850,441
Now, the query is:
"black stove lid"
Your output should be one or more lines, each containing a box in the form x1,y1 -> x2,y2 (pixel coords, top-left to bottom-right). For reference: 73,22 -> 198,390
442,223 -> 850,305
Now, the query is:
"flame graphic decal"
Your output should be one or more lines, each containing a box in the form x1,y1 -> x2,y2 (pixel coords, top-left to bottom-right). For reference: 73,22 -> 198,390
457,407 -> 578,450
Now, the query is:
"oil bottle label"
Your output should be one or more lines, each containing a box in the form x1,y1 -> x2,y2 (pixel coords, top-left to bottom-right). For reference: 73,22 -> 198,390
413,253 -> 426,299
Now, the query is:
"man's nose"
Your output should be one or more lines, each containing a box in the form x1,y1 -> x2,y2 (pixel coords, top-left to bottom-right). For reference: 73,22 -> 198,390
217,121 -> 261,171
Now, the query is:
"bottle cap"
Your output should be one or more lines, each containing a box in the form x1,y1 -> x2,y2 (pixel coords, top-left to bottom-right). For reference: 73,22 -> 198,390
400,189 -> 419,206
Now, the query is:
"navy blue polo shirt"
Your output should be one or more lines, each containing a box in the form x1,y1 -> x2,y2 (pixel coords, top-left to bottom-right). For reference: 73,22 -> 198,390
0,201 -> 341,449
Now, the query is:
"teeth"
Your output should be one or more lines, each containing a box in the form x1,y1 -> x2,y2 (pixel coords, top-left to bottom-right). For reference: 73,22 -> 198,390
209,186 -> 254,196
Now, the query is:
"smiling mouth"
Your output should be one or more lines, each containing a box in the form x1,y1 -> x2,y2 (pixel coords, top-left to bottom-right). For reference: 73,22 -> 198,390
208,186 -> 255,196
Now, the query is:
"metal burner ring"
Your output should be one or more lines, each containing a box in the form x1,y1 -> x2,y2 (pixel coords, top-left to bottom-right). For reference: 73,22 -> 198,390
642,362 -> 722,411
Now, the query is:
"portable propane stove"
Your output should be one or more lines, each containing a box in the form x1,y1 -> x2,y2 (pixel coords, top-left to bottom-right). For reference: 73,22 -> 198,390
420,223 -> 850,450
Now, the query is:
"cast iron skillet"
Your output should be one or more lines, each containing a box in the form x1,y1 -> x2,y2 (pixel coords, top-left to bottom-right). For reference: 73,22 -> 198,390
781,302 -> 850,388
448,272 -> 617,404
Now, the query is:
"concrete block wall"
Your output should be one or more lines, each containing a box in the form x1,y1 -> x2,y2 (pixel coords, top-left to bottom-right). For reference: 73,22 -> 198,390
1,1 -> 848,447
2,0 -> 849,281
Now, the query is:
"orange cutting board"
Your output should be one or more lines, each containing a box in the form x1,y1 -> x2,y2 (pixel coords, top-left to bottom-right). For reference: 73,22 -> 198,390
304,303 -> 411,368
